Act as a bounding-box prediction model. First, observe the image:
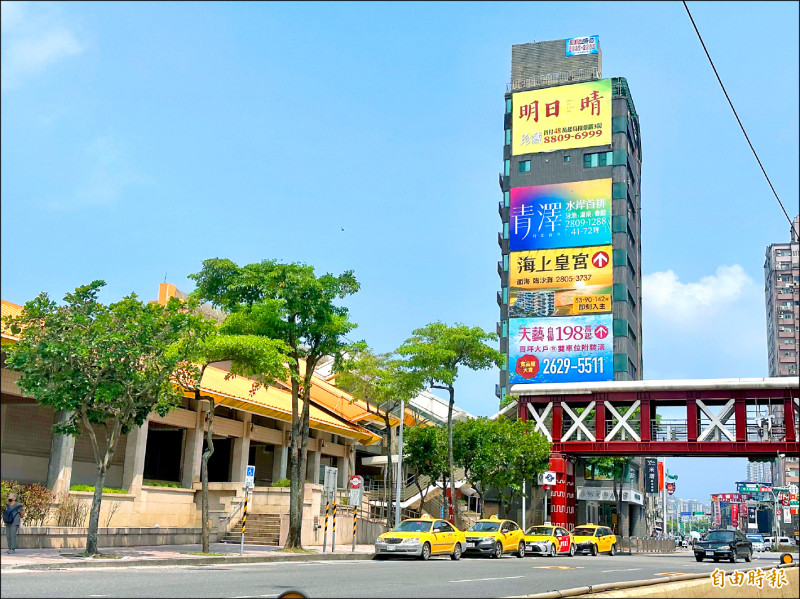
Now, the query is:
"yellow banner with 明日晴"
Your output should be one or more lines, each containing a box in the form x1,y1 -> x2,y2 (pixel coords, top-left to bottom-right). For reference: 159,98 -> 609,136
512,79 -> 612,155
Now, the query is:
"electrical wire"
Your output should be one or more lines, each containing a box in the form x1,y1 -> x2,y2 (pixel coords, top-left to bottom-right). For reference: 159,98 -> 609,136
682,1 -> 799,239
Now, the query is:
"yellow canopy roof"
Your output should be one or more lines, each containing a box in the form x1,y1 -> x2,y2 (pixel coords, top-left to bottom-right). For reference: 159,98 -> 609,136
1,300 -> 22,342
189,365 -> 380,445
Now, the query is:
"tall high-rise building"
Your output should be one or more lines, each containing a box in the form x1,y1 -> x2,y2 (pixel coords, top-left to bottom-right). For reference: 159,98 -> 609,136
764,215 -> 800,377
497,37 -> 643,401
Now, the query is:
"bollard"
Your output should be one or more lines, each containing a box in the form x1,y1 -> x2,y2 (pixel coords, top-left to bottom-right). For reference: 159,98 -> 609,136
240,488 -> 248,556
331,501 -> 337,552
352,506 -> 357,552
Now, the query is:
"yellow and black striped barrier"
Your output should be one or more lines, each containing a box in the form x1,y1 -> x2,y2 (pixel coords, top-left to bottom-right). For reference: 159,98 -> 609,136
351,506 -> 357,552
323,500 -> 330,552
331,501 -> 337,552
240,491 -> 249,555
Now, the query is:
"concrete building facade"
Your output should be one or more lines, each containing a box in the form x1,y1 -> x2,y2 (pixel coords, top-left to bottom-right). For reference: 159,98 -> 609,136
764,215 -> 799,378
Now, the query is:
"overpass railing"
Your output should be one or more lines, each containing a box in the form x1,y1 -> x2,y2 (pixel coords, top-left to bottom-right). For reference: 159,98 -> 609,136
618,536 -> 676,554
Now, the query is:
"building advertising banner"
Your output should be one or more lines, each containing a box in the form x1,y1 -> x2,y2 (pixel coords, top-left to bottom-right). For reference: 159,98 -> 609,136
509,314 -> 612,384
509,245 -> 612,318
509,179 -> 612,251
566,36 -> 600,56
512,79 -> 611,155
645,458 -> 658,494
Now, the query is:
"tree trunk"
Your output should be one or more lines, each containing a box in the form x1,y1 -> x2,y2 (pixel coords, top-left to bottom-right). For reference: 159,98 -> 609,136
201,397 -> 215,553
615,473 -> 623,537
446,386 -> 456,526
384,415 -> 394,528
85,464 -> 107,555
286,378 -> 311,549
475,485 -> 485,519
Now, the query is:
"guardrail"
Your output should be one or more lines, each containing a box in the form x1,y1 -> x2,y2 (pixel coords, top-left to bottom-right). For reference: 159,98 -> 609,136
618,536 -> 676,553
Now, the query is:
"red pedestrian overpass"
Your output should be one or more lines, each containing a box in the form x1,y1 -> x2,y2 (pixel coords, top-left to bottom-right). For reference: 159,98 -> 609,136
496,377 -> 799,530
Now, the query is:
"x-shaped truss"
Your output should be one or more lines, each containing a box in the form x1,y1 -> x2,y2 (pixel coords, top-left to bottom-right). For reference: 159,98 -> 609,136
697,398 -> 736,442
561,401 -> 596,442
527,403 -> 552,442
604,400 -> 641,442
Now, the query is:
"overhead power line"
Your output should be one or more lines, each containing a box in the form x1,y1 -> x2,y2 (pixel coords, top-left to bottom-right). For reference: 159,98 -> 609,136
682,1 -> 799,239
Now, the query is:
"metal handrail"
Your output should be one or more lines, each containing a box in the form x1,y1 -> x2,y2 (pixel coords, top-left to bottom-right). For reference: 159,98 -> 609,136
220,496 -> 246,527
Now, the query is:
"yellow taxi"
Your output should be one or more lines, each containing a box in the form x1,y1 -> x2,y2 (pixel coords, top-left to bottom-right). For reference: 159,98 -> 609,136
571,524 -> 618,555
464,515 -> 526,558
374,517 -> 466,561
523,524 -> 575,557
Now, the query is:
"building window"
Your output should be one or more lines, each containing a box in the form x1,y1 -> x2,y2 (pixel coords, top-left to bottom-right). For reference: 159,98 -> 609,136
519,160 -> 531,173
505,129 -> 511,145
583,151 -> 613,168
505,98 -> 512,114
503,222 -> 509,239
502,287 -> 508,304
504,160 -> 510,176
503,254 -> 509,271
564,155 -> 571,162
504,191 -> 510,207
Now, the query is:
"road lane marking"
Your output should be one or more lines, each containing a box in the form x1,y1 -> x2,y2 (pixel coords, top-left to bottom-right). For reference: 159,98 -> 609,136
532,565 -> 582,570
450,576 -> 525,583
655,572 -> 687,576
601,568 -> 641,573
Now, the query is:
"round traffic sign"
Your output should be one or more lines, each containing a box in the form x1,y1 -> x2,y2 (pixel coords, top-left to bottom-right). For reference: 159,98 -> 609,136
349,475 -> 363,489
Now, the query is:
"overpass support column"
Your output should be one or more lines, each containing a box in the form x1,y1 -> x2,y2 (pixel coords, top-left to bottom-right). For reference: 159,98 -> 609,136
734,395 -> 747,442
784,394 -> 797,443
639,400 -> 651,442
686,398 -> 698,442
548,452 -> 576,530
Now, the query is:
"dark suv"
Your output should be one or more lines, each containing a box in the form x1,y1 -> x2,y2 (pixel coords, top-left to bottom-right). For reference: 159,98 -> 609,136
693,529 -> 752,563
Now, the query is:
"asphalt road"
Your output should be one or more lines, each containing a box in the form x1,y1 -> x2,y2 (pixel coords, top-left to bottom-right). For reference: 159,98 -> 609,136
1,549 -> 793,598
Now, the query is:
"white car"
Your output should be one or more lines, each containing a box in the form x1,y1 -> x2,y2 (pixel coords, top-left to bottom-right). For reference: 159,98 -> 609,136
746,534 -> 767,552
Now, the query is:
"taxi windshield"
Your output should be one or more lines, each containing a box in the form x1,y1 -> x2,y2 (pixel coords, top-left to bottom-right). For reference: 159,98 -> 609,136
526,526 -> 554,536
572,527 -> 598,536
394,520 -> 432,533
469,522 -> 500,532
746,534 -> 764,542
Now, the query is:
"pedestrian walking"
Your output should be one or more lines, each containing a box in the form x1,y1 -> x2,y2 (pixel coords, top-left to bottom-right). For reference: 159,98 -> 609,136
3,493 -> 26,554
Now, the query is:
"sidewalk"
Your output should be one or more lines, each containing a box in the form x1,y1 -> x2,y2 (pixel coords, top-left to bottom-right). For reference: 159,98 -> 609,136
0,542 -> 376,571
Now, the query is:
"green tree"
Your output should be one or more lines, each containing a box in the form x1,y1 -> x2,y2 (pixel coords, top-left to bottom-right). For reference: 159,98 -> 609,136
190,258 -> 359,549
334,344 -> 421,526
584,456 -> 628,534
486,418 -> 551,519
3,281 -> 202,555
452,417 -> 502,517
397,323 -> 503,525
180,321 -> 291,553
402,424 -> 448,512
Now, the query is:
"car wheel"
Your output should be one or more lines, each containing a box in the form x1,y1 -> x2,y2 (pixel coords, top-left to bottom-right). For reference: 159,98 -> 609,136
695,555 -> 704,562
590,543 -> 598,556
548,542 -> 557,557
451,542 -> 462,561
517,541 -> 526,558
420,542 -> 431,561
373,554 -> 387,560
569,544 -> 576,557
744,550 -> 752,563
730,554 -> 737,564
491,542 -> 503,559
609,544 -> 617,556
713,557 -> 719,563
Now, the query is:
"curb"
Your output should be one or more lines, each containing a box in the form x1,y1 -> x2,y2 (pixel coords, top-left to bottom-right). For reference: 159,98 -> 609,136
1,551 -> 376,571
507,562 -> 799,598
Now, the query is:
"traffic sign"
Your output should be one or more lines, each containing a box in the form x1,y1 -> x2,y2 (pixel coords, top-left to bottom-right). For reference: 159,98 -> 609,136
591,251 -> 609,268
348,475 -> 363,489
323,466 -> 338,496
540,471 -> 557,486
245,465 -> 255,489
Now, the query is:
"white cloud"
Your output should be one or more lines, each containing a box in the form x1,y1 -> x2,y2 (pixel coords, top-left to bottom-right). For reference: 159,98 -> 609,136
1,1 -> 84,91
642,264 -> 767,379
643,264 -> 753,324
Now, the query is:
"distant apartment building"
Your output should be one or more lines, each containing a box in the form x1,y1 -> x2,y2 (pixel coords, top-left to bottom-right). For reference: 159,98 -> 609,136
764,215 -> 800,377
747,460 -> 773,484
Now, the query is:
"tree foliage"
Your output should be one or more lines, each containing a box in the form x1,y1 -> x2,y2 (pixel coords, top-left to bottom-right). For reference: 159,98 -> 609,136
397,322 -> 503,525
334,343 -> 421,525
190,258 -> 359,549
402,424 -> 448,510
2,281 -> 202,555
584,456 -> 629,534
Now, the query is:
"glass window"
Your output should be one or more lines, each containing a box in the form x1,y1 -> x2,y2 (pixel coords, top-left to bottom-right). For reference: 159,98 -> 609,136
505,129 -> 511,145
505,98 -> 512,114
469,521 -> 500,532
503,254 -> 508,271
519,160 -> 531,172
394,520 -> 433,533
564,155 -> 570,162
527,526 -> 554,536
502,287 -> 508,303
583,154 -> 592,168
503,191 -> 510,207
503,222 -> 509,239
504,160 -> 510,176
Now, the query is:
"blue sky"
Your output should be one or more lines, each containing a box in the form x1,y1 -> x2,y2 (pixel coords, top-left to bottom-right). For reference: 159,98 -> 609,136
2,1 -> 797,500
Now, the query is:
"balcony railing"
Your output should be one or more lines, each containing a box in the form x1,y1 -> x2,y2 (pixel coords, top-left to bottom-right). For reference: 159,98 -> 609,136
507,67 -> 601,92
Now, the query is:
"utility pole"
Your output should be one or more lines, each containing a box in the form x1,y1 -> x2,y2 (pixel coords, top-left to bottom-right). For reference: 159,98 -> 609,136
394,399 -> 404,528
